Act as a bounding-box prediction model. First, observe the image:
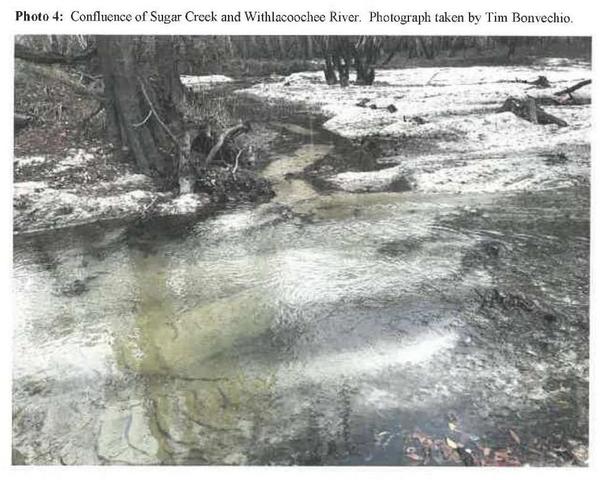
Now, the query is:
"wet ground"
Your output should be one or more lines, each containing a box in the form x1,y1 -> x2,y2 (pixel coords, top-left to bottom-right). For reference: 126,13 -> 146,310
12,65 -> 589,466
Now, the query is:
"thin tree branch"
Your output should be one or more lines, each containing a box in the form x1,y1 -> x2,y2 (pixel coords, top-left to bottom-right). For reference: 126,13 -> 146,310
132,109 -> 153,128
231,148 -> 243,178
137,77 -> 180,149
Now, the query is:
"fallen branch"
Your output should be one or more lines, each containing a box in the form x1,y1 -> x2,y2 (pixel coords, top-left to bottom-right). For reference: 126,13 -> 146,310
15,44 -> 97,65
512,76 -> 551,88
426,70 -> 442,85
204,122 -> 251,167
554,79 -> 591,96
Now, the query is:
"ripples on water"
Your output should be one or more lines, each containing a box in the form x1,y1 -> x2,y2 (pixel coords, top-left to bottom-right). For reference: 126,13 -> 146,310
12,82 -> 589,463
13,181 -> 589,465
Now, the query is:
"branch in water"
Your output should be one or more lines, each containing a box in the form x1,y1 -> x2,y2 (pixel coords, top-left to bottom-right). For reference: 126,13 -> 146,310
204,122 -> 251,167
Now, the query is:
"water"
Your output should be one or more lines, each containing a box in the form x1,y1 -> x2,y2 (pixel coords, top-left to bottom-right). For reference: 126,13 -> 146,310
12,99 -> 589,466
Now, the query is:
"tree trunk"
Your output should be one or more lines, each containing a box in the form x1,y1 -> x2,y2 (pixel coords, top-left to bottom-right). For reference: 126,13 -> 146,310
355,59 -> 375,85
96,35 -> 183,179
305,36 -> 314,59
324,54 -> 338,85
418,37 -> 435,60
354,36 -> 378,86
336,55 -> 350,87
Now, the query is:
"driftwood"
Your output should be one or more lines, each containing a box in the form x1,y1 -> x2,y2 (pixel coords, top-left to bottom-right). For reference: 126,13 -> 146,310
554,79 -> 591,97
512,75 -> 551,88
513,75 -> 551,88
498,97 -> 567,127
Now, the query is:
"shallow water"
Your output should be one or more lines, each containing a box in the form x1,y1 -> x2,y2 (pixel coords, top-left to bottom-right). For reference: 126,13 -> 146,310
13,82 -> 589,466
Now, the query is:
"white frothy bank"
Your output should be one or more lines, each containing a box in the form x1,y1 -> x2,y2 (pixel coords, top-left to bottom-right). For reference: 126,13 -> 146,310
328,165 -> 408,192
241,61 -> 590,194
241,62 -> 590,140
13,150 -> 212,233
181,74 -> 233,91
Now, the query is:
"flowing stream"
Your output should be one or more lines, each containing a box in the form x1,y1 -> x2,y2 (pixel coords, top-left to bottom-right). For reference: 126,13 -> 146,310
12,81 -> 589,466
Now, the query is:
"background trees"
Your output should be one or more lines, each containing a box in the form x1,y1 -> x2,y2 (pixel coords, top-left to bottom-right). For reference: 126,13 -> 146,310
14,35 -> 591,195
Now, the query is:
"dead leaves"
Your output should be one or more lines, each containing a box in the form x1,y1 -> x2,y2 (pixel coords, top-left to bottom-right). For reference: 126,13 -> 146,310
403,417 -> 528,467
492,448 -> 522,466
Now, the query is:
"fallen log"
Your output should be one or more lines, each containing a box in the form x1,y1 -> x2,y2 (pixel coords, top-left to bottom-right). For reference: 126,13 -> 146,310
554,79 -> 591,97
15,44 -> 97,65
498,97 -> 567,127
535,95 -> 590,106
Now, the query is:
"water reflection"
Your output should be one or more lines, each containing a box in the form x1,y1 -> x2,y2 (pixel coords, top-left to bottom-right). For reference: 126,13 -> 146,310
13,148 -> 588,465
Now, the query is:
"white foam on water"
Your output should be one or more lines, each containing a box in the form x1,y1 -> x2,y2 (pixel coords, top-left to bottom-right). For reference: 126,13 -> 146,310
277,331 -> 459,385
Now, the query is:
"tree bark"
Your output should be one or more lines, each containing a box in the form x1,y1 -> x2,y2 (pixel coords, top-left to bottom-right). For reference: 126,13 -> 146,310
305,36 -> 313,59
96,36 -> 182,177
324,53 -> 338,85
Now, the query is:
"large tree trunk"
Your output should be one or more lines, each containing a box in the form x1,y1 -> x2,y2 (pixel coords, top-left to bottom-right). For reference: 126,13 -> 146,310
97,35 -> 185,182
324,53 -> 338,85
305,36 -> 314,60
354,37 -> 379,86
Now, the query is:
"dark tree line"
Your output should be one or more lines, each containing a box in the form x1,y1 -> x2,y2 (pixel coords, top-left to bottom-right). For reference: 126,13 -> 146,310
17,35 -> 590,73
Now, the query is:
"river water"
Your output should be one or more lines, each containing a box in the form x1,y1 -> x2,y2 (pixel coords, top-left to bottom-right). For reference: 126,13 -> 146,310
12,80 -> 589,466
